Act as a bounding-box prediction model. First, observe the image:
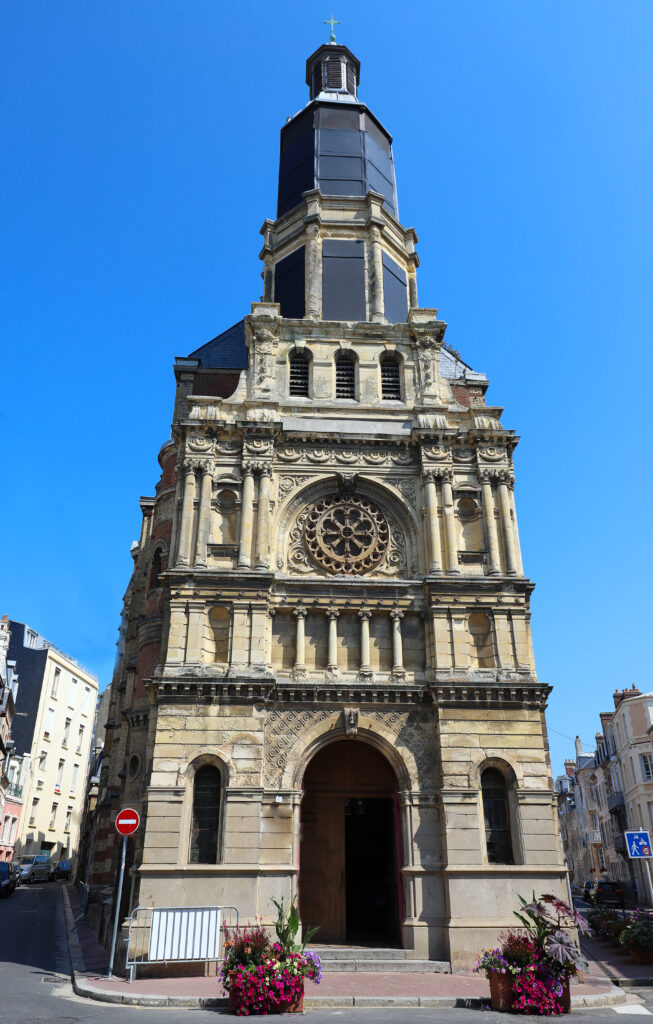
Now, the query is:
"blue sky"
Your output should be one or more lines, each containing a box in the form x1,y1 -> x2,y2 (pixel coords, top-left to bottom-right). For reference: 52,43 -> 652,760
2,1 -> 652,774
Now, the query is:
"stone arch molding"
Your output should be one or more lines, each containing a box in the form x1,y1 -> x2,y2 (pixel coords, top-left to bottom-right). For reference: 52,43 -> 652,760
468,750 -> 524,790
182,746 -> 235,787
264,707 -> 437,791
274,476 -> 420,578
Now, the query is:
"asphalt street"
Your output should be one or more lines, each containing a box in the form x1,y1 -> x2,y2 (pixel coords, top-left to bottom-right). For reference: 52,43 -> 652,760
1,882 -> 653,1024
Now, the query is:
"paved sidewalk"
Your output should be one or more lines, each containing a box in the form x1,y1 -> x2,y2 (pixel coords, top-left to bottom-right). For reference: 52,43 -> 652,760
61,886 -> 627,1010
581,932 -> 653,988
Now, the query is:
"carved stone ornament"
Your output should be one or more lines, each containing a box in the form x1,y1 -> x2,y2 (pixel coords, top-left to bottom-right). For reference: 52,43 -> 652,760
187,433 -> 214,454
343,707 -> 359,737
244,439 -> 273,459
477,444 -> 505,461
303,495 -> 390,575
452,447 -> 474,462
276,444 -> 415,467
251,325 -> 278,396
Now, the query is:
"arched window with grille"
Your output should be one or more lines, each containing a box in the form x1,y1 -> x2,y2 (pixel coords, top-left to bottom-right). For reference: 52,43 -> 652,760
380,354 -> 402,401
189,765 -> 222,864
289,349 -> 310,397
335,352 -> 356,399
481,767 -> 514,864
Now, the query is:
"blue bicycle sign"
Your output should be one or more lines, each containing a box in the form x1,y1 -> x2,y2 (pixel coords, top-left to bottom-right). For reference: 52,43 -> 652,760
625,830 -> 653,858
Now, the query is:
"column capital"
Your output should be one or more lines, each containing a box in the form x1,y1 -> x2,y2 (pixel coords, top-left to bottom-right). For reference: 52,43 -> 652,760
358,607 -> 372,622
436,467 -> 454,483
293,605 -> 307,620
390,605 -> 404,622
326,605 -> 340,621
422,469 -> 436,484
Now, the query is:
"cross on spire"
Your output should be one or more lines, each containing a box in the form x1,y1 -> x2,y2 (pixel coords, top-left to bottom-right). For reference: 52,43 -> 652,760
323,13 -> 340,43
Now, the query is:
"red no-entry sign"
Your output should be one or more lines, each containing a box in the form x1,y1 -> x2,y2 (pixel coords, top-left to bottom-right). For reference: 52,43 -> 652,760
115,807 -> 140,836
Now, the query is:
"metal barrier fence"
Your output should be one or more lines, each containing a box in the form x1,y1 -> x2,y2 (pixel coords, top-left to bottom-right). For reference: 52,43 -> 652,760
125,905 -> 239,982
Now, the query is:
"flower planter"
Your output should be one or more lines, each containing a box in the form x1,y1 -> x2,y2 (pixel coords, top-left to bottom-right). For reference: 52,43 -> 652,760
228,971 -> 305,1015
630,949 -> 653,964
489,971 -> 513,1012
559,978 -> 571,1014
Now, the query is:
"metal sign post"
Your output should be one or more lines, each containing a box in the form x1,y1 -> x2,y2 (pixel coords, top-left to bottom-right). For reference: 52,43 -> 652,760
107,808 -> 140,979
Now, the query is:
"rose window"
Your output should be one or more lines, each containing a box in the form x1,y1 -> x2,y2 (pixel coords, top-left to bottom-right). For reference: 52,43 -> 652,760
303,496 -> 390,574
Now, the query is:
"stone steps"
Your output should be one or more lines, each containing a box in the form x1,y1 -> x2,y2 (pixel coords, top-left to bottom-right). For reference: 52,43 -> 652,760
314,947 -> 450,973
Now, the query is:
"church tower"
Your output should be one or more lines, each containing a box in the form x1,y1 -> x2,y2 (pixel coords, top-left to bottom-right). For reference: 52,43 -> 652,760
91,40 -> 566,969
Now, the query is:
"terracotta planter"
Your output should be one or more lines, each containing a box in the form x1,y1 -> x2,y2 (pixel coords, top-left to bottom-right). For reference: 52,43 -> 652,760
630,949 -> 653,964
489,971 -> 513,1012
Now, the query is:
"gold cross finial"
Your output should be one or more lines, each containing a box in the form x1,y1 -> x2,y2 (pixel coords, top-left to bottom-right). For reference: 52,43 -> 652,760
323,13 -> 340,43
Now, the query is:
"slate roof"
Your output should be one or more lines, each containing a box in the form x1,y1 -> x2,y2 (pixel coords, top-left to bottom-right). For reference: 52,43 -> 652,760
188,320 -> 248,369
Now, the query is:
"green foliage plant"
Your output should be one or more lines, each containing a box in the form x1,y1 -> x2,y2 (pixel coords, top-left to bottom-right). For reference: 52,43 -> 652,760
271,896 -> 320,954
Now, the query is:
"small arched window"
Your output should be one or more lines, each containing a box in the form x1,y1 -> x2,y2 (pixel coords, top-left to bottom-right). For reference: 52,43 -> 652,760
335,353 -> 356,399
190,765 -> 221,864
380,355 -> 401,400
481,767 -> 514,864
149,548 -> 162,589
469,611 -> 495,668
289,349 -> 310,397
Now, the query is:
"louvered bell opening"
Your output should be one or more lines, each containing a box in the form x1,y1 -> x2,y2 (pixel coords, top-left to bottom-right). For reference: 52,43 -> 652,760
289,351 -> 310,396
346,62 -> 357,97
335,356 -> 356,399
312,63 -> 323,97
326,57 -> 343,90
380,358 -> 401,400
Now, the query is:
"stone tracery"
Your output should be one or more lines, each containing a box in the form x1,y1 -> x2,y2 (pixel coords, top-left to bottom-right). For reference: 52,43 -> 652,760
303,495 -> 389,575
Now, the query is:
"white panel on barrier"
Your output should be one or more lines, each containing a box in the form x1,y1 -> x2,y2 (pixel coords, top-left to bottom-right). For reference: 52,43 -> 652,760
148,908 -> 222,962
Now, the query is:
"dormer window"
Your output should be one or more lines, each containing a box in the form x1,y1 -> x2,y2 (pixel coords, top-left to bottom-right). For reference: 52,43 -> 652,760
335,352 -> 356,399
380,355 -> 401,401
289,349 -> 310,397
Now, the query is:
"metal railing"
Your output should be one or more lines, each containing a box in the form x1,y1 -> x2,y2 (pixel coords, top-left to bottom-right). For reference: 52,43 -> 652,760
6,783 -> 23,799
125,904 -> 239,983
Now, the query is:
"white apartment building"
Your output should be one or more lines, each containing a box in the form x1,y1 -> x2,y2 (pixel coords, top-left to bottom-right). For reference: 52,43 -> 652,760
8,621 -> 99,865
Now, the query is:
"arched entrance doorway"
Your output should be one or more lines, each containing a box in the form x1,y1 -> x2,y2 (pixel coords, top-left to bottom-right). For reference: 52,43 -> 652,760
299,739 -> 401,946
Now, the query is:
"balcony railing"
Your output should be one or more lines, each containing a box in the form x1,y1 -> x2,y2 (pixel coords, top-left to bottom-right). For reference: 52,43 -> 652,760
6,783 -> 22,799
607,791 -> 626,812
588,829 -> 602,844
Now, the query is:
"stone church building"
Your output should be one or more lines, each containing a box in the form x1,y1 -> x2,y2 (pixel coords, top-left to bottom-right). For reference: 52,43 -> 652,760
90,42 -> 566,969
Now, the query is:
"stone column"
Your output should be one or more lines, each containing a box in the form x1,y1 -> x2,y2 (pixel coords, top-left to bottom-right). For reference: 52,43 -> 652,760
293,606 -> 307,674
369,226 -> 385,324
186,603 -> 204,663
509,485 -> 524,575
195,465 -> 213,567
358,607 -> 372,677
326,606 -> 339,673
408,272 -> 418,309
255,467 -> 272,569
480,473 -> 501,575
497,473 -> 518,575
169,455 -> 185,564
176,463 -> 196,567
305,225 -> 322,320
390,606 -> 404,674
238,465 -> 256,568
423,472 -> 442,574
441,471 -> 460,574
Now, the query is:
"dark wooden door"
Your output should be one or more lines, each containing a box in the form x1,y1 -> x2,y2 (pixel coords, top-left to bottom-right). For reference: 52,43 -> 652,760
299,740 -> 399,945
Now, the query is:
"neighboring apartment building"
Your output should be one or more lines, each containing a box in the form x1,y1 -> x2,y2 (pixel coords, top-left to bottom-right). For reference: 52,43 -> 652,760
7,620 -> 99,866
0,616 -> 23,860
556,687 -> 653,905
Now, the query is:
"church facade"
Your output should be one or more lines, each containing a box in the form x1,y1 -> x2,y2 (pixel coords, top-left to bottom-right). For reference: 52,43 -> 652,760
91,43 -> 566,969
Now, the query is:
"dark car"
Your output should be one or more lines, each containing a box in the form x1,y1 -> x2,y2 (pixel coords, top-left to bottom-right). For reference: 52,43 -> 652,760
52,859 -> 72,881
589,880 -> 625,907
583,879 -> 594,901
0,861 -> 16,898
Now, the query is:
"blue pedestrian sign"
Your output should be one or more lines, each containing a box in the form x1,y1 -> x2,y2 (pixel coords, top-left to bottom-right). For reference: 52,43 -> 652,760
625,830 -> 653,858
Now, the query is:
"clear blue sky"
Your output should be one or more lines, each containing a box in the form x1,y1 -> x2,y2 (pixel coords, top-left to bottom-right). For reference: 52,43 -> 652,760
2,1 -> 652,775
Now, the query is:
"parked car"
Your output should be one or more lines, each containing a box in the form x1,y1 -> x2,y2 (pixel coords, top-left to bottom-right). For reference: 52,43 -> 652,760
18,854 -> 52,883
0,861 -> 16,898
52,859 -> 72,881
588,879 -> 625,907
10,862 -> 21,887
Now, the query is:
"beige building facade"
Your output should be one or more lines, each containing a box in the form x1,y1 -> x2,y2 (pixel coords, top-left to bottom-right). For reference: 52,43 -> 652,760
8,621 -> 99,865
91,42 -> 566,969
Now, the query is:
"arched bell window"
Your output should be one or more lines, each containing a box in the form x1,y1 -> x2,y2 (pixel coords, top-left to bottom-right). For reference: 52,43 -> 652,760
335,352 -> 356,399
190,765 -> 221,864
149,548 -> 162,590
481,767 -> 514,864
289,349 -> 310,397
380,354 -> 402,400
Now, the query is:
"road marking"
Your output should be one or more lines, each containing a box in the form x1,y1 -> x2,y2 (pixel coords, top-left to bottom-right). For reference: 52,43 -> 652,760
613,1006 -> 652,1015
